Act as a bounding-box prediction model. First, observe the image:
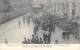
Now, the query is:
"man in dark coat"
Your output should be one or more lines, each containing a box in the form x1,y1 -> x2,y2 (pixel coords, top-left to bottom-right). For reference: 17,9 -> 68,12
35,36 -> 39,44
39,38 -> 43,44
62,31 -> 70,40
43,33 -> 48,44
62,31 -> 66,40
27,39 -> 31,44
47,32 -> 51,44
31,35 -> 36,44
5,38 -> 8,44
22,37 -> 27,44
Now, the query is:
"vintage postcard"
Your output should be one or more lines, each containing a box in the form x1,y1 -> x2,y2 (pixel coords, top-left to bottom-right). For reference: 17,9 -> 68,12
0,0 -> 80,50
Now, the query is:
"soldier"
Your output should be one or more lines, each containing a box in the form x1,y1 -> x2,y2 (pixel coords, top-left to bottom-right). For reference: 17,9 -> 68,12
27,16 -> 31,24
18,19 -> 21,28
23,16 -> 26,24
33,24 -> 39,34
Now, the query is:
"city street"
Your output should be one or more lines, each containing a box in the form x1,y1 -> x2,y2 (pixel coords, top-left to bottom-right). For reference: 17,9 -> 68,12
0,14 -> 80,44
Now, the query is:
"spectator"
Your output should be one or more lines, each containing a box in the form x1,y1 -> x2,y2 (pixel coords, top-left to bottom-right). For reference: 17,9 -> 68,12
66,31 -> 70,40
62,31 -> 66,40
5,38 -> 8,44
27,39 -> 31,44
55,40 -> 58,44
39,37 -> 43,44
35,36 -> 39,44
31,34 -> 36,44
43,33 -> 47,44
62,31 -> 70,40
47,32 -> 51,44
22,37 -> 27,44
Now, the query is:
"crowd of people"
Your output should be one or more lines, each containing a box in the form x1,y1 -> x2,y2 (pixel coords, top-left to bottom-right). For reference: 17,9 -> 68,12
22,35 -> 43,44
22,16 -> 79,44
4,15 -> 79,44
22,15 -> 59,44
22,34 -> 59,44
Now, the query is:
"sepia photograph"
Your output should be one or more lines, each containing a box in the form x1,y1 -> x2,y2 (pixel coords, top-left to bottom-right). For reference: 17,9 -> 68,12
0,0 -> 80,44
